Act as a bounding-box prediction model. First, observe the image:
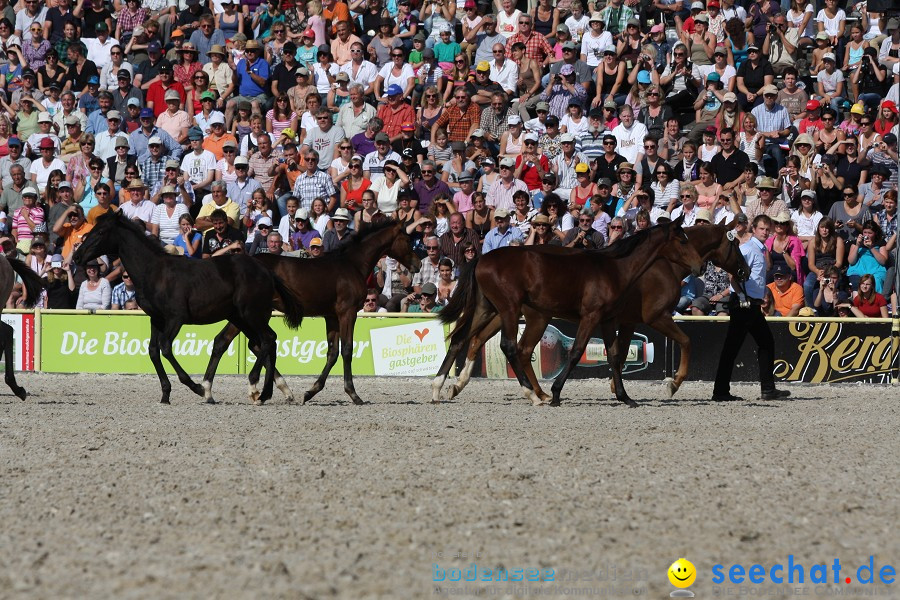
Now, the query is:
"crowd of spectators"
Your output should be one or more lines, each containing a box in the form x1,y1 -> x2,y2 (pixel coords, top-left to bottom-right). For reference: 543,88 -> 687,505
0,0 -> 896,316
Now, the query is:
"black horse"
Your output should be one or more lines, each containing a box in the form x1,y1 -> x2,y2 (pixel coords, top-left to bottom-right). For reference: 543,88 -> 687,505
73,211 -> 303,405
0,255 -> 43,399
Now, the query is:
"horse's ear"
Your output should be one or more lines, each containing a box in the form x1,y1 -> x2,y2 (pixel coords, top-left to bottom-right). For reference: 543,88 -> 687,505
724,216 -> 739,231
671,214 -> 685,228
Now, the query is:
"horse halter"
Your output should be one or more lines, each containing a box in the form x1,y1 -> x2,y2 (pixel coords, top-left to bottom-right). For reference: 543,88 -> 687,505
725,229 -> 749,281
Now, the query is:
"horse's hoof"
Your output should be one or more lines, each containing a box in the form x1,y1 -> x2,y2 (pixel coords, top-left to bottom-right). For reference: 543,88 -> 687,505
284,395 -> 296,404
191,384 -> 205,396
622,398 -> 638,408
351,397 -> 365,405
548,399 -> 561,407
302,391 -> 313,405
14,387 -> 26,401
431,399 -> 442,405
444,385 -> 460,400
205,398 -> 217,405
664,377 -> 678,398
160,397 -> 170,405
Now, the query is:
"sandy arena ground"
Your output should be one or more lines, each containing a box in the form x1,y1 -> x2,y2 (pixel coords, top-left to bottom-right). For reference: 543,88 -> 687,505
0,373 -> 898,600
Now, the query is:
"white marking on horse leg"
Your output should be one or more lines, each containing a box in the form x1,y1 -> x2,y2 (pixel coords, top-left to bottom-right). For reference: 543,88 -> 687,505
202,380 -> 214,403
523,386 -> 544,406
453,358 -> 475,394
431,374 -> 446,404
248,381 -> 261,405
275,376 -> 294,402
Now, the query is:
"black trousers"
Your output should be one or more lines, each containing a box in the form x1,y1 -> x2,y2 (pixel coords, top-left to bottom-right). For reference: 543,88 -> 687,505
713,304 -> 775,395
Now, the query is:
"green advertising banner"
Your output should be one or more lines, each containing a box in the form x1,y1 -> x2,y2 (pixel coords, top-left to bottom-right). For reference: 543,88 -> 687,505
40,314 -> 244,374
254,317 -> 449,376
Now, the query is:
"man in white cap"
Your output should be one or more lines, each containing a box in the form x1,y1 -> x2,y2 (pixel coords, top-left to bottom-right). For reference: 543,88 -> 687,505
201,113 -> 238,160
486,157 -> 529,211
25,113 -> 62,158
93,110 -> 128,161
751,84 -> 791,175
227,156 -> 261,215
552,133 -> 587,199
141,135 -> 174,193
323,207 -> 355,252
482,208 -> 523,253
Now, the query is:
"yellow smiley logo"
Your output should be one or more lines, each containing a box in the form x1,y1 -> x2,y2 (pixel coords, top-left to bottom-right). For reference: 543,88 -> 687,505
668,558 -> 697,588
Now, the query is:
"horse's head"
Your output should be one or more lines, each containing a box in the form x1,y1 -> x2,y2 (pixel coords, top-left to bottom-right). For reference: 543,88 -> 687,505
388,221 -> 422,274
701,219 -> 750,281
664,215 -> 704,277
72,210 -> 121,266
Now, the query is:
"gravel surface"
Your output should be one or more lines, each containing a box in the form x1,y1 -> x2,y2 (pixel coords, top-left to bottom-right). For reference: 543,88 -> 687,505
1,373 -> 897,600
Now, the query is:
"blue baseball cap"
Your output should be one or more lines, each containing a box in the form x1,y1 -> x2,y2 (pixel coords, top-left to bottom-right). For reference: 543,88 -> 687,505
637,70 -> 651,84
88,75 -> 100,85
386,84 -> 403,96
140,108 -> 154,119
7,136 -> 20,147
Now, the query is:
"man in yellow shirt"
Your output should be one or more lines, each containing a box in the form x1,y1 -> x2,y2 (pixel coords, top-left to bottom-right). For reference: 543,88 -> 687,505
195,180 -> 241,230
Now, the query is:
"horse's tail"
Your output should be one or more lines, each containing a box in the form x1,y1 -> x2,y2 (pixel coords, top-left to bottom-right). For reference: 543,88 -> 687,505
439,256 -> 480,346
272,274 -> 304,330
9,257 -> 43,309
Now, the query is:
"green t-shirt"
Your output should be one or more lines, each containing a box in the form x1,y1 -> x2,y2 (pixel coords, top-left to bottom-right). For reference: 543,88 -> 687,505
433,42 -> 462,64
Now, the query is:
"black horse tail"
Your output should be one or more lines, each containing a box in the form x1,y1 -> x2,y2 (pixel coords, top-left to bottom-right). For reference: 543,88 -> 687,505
9,256 -> 43,309
272,274 -> 304,329
439,256 -> 480,346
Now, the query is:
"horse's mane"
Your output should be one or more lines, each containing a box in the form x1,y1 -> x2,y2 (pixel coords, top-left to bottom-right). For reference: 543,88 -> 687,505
593,222 -> 670,259
99,210 -> 168,256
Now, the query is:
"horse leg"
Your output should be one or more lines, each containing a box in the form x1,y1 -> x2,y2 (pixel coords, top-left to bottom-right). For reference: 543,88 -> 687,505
338,314 -> 364,405
157,322 -> 206,402
253,324 -> 279,405
446,313 -> 501,401
303,316 -> 340,404
516,312 -> 551,406
606,320 -> 636,406
205,323 -> 244,402
148,321 -> 173,404
246,347 -> 294,403
0,321 -> 26,400
646,314 -> 690,398
497,311 -> 541,407
431,336 -> 466,404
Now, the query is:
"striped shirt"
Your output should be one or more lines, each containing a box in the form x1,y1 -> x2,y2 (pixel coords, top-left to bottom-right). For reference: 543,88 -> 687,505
486,177 -> 529,211
750,103 -> 791,137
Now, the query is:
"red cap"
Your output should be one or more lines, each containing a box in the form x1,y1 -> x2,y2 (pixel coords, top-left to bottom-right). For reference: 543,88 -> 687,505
302,28 -> 315,38
707,0 -> 720,6
401,122 -> 415,131
883,100 -> 898,114
806,99 -> 821,111
39,137 -> 56,149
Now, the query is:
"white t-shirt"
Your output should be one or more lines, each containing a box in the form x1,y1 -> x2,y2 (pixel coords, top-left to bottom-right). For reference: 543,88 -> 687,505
377,63 -> 416,96
496,9 -> 521,39
611,122 -> 649,163
580,31 -> 614,67
180,150 -> 217,188
560,114 -> 589,136
816,68 -> 845,96
787,5 -> 815,39
151,202 -> 189,245
565,14 -> 591,43
815,8 -> 845,37
313,62 -> 340,94
29,158 -> 66,193
120,199 -> 156,225
791,209 -> 823,238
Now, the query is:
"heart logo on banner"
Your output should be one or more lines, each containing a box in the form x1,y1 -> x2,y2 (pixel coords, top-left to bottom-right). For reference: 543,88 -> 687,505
414,329 -> 429,342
